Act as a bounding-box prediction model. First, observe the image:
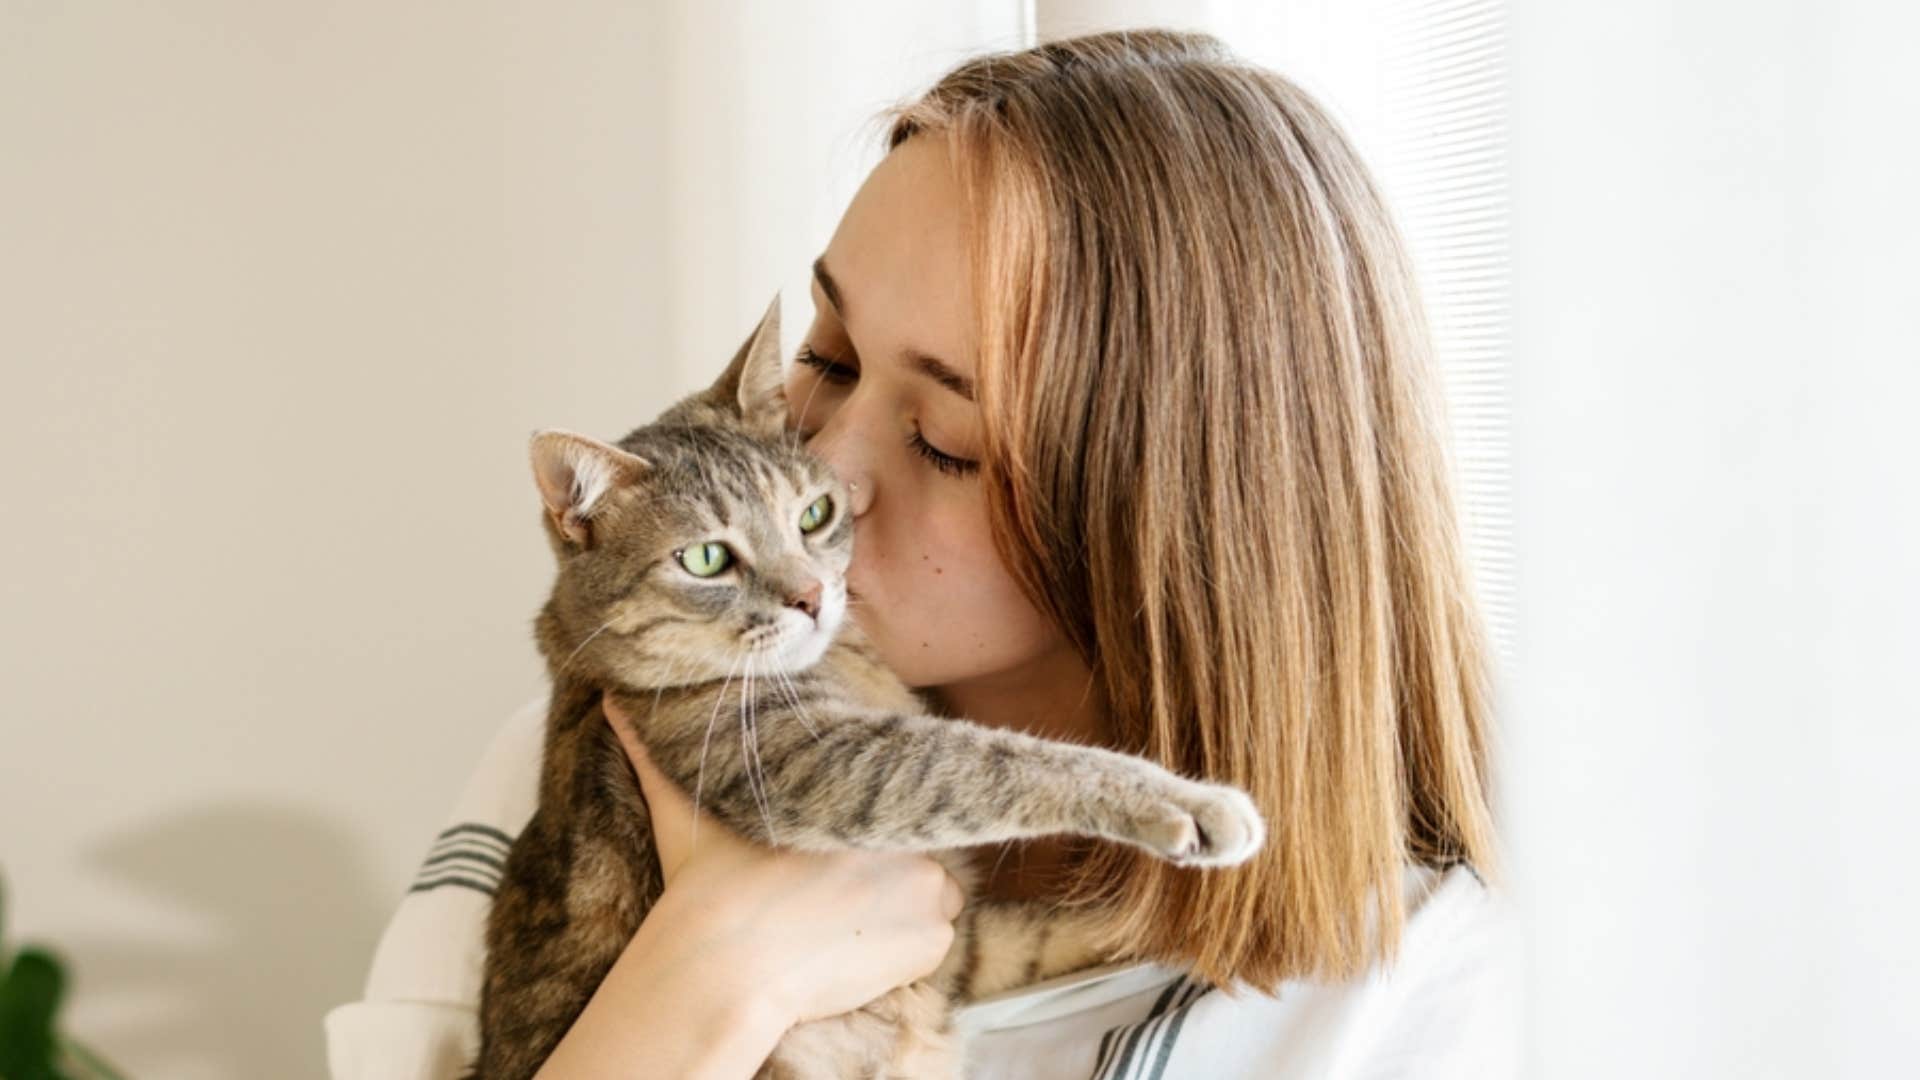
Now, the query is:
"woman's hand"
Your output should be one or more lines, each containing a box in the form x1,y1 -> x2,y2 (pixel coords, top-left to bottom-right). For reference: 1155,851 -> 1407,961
603,692 -> 966,1028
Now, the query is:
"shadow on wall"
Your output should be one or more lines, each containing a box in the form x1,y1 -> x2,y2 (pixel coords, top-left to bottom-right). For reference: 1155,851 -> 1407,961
69,803 -> 392,1078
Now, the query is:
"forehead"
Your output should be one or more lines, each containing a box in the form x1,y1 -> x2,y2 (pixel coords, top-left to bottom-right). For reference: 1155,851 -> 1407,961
823,136 -> 976,376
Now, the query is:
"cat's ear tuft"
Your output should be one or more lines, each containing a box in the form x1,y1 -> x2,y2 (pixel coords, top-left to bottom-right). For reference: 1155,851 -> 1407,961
529,429 -> 651,549
705,292 -> 789,438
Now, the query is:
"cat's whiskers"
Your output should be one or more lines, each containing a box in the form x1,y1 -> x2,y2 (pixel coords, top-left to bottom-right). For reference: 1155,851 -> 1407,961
739,652 -> 778,841
772,665 -> 824,742
785,358 -> 835,456
634,648 -> 708,775
558,615 -> 622,675
751,657 -> 780,834
691,647 -> 746,851
645,649 -> 697,733
985,837 -> 1020,891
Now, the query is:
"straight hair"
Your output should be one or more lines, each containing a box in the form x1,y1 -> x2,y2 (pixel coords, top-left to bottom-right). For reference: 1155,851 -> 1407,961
882,28 -> 1500,989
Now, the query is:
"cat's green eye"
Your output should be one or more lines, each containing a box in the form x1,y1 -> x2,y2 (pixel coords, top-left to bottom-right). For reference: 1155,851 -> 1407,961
677,542 -> 733,578
798,494 -> 833,534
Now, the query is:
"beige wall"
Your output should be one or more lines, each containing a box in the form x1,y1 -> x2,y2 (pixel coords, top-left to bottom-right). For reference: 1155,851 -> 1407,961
0,3 -> 1019,1075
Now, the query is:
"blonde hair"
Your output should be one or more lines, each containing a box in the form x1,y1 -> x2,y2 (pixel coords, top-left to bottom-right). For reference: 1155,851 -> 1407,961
882,28 -> 1499,990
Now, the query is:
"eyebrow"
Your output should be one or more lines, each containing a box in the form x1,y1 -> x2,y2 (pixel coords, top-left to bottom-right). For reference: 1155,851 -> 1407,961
904,348 -> 975,402
811,256 -> 846,318
812,254 -> 976,403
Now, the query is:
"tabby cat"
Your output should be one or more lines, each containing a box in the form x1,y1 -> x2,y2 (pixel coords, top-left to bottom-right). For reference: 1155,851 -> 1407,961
466,298 -> 1266,1079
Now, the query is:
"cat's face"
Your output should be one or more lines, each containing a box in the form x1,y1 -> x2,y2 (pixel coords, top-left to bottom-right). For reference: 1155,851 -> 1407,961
531,298 -> 853,685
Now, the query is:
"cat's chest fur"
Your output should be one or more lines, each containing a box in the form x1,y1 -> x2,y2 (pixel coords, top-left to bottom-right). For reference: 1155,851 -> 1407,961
495,626 -> 930,987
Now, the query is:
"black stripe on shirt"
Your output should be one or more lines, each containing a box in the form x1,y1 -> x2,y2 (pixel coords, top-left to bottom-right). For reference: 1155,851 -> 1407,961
1123,980 -> 1208,1080
1142,980 -> 1216,1080
1090,976 -> 1193,1080
408,860 -> 502,894
1093,1028 -> 1122,1078
430,822 -> 514,849
407,873 -> 497,897
421,843 -> 506,869
408,822 -> 516,896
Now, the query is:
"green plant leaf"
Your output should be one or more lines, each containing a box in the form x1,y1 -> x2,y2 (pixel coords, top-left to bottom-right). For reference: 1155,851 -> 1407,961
0,946 -> 68,1078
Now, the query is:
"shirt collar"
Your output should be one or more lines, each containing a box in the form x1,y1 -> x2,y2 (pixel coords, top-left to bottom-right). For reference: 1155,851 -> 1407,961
952,958 -> 1187,1034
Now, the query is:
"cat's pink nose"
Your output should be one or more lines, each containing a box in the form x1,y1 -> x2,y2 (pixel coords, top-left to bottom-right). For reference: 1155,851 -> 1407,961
786,581 -> 823,620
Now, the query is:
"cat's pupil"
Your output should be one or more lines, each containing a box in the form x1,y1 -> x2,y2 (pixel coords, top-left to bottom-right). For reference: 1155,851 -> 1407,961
800,494 -> 833,534
679,542 -> 732,577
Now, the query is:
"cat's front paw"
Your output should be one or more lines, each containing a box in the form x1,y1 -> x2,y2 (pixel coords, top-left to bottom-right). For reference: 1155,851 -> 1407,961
1133,783 -> 1266,868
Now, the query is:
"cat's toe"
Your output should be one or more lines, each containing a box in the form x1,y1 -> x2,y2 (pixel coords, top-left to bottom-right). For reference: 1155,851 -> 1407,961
1175,785 -> 1265,867
1135,804 -> 1202,860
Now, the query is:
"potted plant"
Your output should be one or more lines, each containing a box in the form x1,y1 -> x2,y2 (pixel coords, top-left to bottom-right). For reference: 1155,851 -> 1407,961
0,872 -> 128,1080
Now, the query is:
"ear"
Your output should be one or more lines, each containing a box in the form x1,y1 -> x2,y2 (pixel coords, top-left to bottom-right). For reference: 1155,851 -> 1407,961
529,429 -> 651,549
704,292 -> 788,437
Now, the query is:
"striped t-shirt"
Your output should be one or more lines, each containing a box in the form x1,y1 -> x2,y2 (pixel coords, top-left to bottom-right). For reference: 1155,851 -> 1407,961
324,696 -> 1522,1079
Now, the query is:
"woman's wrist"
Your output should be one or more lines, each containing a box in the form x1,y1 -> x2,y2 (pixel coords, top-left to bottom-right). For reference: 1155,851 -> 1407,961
534,894 -> 792,1079
629,890 -> 795,1059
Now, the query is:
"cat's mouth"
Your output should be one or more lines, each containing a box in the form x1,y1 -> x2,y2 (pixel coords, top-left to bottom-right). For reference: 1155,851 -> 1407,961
740,618 -> 824,665
741,627 -> 787,650
739,591 -> 843,671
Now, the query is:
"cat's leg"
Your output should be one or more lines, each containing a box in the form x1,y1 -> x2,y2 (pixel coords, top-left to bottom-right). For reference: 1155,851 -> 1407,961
763,1007 -> 900,1079
878,981 -> 963,1079
471,811 -> 657,1080
644,704 -> 1264,867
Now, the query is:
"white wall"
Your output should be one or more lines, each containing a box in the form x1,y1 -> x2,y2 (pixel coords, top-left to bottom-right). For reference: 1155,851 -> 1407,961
0,3 -> 1020,1075
1504,1 -> 1920,1075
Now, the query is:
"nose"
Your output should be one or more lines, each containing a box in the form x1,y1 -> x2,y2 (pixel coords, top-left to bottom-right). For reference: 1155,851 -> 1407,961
786,580 -> 823,620
842,472 -> 873,516
810,450 -> 873,517
804,406 -> 876,517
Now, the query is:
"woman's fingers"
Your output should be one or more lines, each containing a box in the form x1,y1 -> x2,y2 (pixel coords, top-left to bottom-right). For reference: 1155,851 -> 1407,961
596,692 -> 977,1025
939,867 -> 966,920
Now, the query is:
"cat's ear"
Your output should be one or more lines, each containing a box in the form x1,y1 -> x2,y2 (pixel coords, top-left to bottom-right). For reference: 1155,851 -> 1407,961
705,292 -> 788,437
529,429 -> 651,549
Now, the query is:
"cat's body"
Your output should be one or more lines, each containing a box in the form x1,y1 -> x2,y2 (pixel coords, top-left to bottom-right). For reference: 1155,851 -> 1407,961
466,299 -> 1265,1079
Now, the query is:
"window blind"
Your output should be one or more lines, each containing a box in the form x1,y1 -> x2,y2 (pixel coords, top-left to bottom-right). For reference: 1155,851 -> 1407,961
1378,0 -> 1514,657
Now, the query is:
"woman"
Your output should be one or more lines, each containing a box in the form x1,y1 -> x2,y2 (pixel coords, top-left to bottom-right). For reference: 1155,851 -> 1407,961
327,27 -> 1516,1079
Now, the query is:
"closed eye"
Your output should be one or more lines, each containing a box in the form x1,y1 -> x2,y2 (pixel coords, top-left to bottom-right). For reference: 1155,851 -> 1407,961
795,344 -> 856,383
908,427 -> 979,477
795,343 -> 979,478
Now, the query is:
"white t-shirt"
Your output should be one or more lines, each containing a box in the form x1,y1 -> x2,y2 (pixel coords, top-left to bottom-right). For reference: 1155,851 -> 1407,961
324,696 -> 1523,1079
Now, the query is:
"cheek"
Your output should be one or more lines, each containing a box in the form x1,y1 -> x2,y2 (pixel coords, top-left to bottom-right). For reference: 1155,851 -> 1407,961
855,499 -> 1063,687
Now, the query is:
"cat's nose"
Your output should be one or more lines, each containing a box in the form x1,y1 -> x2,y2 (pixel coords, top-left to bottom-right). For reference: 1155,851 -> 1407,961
786,580 -> 823,620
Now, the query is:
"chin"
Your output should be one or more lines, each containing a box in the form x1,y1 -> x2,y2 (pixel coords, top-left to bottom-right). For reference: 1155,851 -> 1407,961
776,624 -> 832,671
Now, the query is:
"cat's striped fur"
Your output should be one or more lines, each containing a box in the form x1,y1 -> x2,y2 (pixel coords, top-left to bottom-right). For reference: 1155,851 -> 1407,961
466,298 -> 1265,1079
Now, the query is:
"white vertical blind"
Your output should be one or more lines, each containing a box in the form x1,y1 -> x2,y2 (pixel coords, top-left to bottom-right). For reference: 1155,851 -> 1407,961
1378,0 -> 1512,656
1037,0 -> 1514,655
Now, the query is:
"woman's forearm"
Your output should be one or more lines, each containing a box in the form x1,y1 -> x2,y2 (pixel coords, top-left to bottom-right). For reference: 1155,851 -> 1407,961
532,892 -> 790,1079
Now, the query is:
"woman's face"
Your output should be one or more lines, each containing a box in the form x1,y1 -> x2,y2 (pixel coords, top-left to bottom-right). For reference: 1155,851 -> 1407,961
785,136 -> 1065,694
